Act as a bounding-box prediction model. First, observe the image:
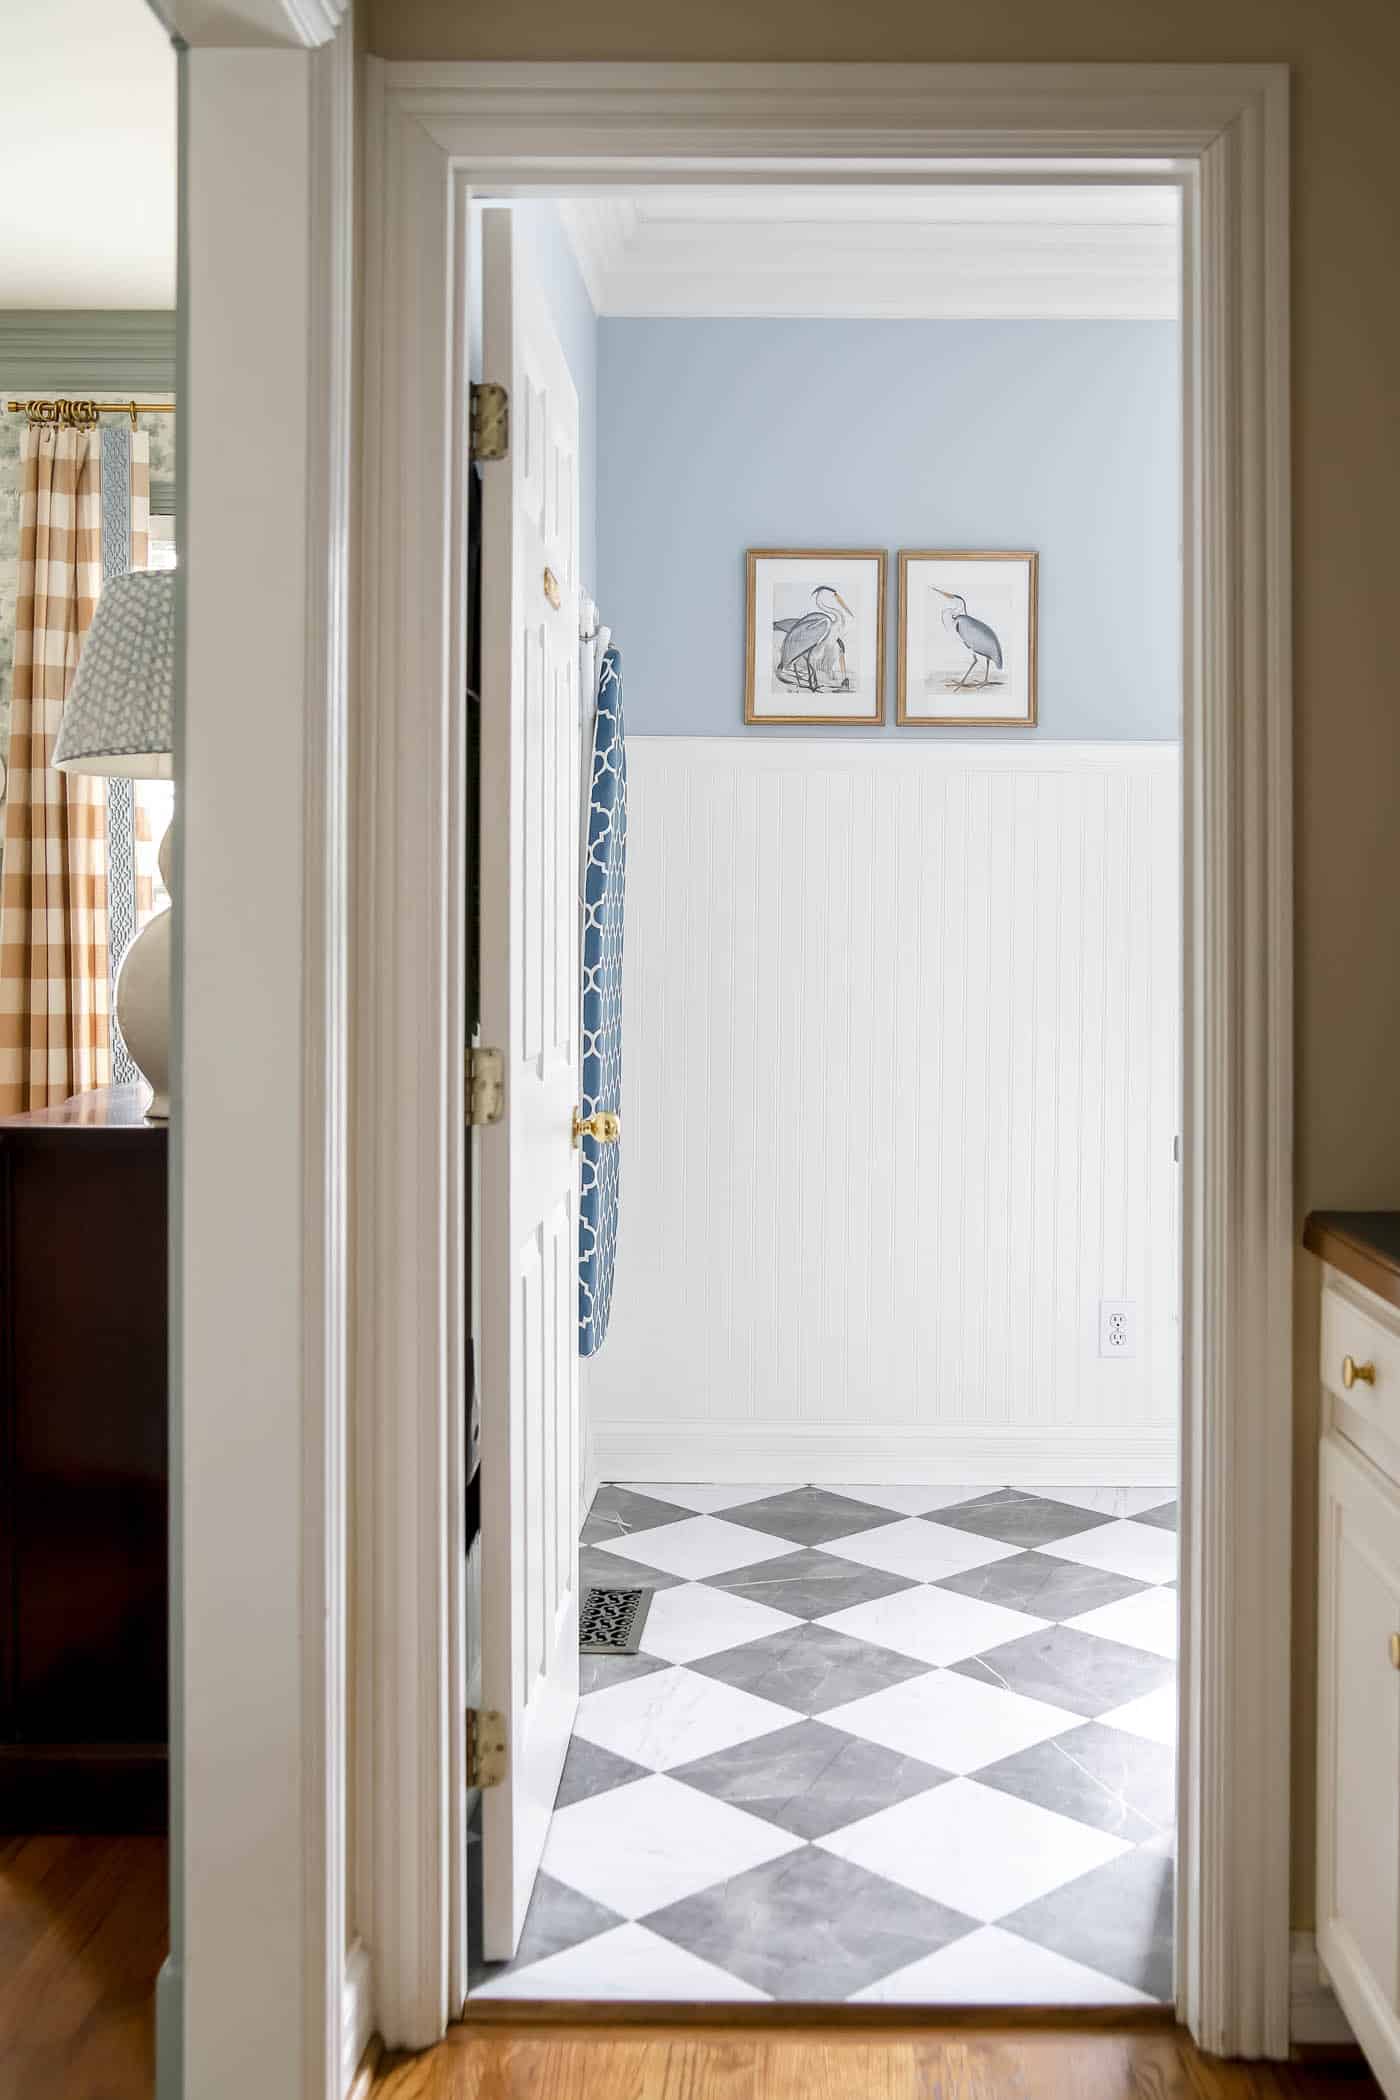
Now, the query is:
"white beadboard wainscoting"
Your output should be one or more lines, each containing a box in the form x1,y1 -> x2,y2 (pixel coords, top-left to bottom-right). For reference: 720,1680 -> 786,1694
589,736 -> 1181,1487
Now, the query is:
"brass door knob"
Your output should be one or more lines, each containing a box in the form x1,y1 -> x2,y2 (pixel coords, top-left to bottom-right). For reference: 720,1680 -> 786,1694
1343,1354 -> 1377,1390
572,1109 -> 620,1147
1390,1633 -> 1400,1671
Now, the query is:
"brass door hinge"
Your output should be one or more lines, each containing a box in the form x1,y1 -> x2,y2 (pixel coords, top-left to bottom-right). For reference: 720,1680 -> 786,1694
468,1046 -> 504,1127
470,382 -> 509,463
466,1707 -> 507,1789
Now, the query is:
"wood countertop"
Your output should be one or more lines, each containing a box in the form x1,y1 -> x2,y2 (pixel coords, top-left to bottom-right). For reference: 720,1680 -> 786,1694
1303,1210 -> 1400,1317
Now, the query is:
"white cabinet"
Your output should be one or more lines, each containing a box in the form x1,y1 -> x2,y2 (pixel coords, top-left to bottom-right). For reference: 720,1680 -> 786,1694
1318,1312 -> 1400,2097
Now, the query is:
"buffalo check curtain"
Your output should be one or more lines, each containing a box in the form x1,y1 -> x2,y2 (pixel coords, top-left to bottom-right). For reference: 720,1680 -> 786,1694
0,424 -> 150,1113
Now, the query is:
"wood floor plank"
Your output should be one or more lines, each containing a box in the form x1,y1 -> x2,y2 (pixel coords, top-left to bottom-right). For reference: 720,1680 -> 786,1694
0,1834 -> 166,2100
372,2021 -> 1384,2100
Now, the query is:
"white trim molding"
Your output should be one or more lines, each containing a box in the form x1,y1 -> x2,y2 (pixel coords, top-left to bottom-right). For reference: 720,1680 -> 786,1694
1291,1934 -> 1355,2049
356,61 -> 1292,2059
159,0 -> 347,47
594,1426 -> 1178,1489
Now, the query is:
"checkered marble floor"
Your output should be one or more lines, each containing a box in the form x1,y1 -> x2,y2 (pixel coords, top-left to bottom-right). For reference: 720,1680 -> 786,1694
469,1483 -> 1177,2007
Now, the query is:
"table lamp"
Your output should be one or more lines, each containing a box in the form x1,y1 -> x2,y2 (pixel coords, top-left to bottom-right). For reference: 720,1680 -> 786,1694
53,569 -> 175,1117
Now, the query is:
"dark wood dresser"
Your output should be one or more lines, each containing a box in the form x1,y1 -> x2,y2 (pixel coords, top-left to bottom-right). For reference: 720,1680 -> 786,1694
0,1085 -> 167,1831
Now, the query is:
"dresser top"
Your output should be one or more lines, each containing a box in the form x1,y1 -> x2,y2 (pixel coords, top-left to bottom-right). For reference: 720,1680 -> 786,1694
0,1084 -> 159,1133
1303,1211 -> 1400,1316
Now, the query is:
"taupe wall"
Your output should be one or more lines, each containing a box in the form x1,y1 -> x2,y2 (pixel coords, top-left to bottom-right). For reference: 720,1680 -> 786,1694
368,0 -> 1400,1929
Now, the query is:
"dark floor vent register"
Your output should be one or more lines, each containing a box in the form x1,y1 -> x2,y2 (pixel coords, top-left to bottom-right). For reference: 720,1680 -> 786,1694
579,1586 -> 652,1655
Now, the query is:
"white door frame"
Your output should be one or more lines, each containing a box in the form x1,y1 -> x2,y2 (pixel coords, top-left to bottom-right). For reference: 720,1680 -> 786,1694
355,61 -> 1292,2057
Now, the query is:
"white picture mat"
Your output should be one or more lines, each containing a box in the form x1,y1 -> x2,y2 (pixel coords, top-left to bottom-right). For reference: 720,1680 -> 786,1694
903,555 -> 1034,724
749,553 -> 884,720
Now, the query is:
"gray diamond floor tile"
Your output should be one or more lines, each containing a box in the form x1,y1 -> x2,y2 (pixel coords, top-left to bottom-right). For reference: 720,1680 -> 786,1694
554,1735 -> 652,1810
952,1623 -> 1175,1719
471,1871 -> 623,1989
1000,1845 -> 1175,2000
581,1484 -> 695,1546
973,1720 -> 1177,1841
1134,1501 -> 1178,1532
644,1845 -> 977,2000
717,1488 -> 902,1547
932,1489 -> 1118,1550
579,1544 -> 683,1595
712,1547 -> 918,1620
670,1717 -> 949,1839
579,1649 -> 670,1696
934,1549 -> 1150,1622
687,1620 -> 935,1715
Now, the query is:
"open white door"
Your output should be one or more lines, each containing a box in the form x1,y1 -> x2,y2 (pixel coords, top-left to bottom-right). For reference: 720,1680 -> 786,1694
477,208 -> 583,1961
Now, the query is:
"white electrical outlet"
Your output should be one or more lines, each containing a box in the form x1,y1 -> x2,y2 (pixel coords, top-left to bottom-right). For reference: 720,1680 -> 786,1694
1099,1298 -> 1137,1358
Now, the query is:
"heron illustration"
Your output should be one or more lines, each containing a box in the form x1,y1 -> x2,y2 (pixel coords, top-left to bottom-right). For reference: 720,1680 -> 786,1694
773,585 -> 853,693
934,587 -> 1003,688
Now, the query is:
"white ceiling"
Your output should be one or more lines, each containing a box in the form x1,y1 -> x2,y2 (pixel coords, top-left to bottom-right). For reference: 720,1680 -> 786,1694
0,0 -> 176,309
560,186 -> 1179,322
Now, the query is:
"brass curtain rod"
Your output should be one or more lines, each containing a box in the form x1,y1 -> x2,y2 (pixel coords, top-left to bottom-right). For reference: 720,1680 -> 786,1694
5,398 -> 175,428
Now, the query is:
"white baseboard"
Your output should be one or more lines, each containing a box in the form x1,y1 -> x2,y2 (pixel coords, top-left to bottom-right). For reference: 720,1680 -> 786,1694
592,1422 -> 1178,1487
341,1938 -> 374,2099
1291,1933 -> 1355,2047
580,1431 -> 601,1524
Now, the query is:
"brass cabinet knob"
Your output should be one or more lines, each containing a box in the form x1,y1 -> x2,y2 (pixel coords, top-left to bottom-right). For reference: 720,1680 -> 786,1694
1343,1354 -> 1377,1391
1391,1633 -> 1400,1671
572,1108 -> 620,1148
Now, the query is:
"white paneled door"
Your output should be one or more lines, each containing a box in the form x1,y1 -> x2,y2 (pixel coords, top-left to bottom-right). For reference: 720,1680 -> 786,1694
478,208 -> 582,1960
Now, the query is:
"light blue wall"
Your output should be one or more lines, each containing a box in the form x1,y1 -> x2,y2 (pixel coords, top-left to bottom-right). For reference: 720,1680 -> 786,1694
597,318 -> 1180,739
469,202 -> 598,593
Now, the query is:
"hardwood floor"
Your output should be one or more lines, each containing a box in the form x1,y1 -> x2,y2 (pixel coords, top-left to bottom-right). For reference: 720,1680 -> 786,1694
368,2019 -> 1383,2100
0,1833 -> 166,2100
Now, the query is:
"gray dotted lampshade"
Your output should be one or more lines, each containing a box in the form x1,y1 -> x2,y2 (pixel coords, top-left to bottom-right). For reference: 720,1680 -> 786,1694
53,568 -> 175,781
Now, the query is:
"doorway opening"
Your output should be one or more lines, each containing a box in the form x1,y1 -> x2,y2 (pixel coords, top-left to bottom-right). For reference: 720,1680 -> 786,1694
463,181 -> 1182,2010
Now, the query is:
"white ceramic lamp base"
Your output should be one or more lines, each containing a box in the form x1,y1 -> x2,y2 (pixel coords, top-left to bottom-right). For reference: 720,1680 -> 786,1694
116,821 -> 172,1119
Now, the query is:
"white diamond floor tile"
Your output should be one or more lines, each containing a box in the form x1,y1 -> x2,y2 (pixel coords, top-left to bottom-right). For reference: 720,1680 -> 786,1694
824,1667 -> 1080,1773
1018,1487 -> 1177,1520
818,1776 -> 1131,1922
573,1665 -> 799,1771
822,1518 -> 1022,1582
835,1484 -> 987,1516
1039,1520 -> 1178,1585
592,1514 -> 797,1580
474,1919 -> 772,2001
849,1923 -> 1155,2006
818,1584 -> 1049,1667
627,1483 -> 787,1514
473,1482 -> 1179,2011
639,1583 -> 804,1664
541,1774 -> 801,1918
1066,1586 -> 1179,1661
1097,1684 -> 1178,1747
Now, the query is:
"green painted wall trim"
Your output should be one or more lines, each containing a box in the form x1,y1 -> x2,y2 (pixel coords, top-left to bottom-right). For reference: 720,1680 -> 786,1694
0,310 -> 177,395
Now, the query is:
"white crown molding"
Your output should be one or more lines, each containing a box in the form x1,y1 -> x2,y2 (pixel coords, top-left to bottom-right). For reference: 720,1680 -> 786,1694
161,0 -> 346,47
556,198 -> 639,314
560,192 -> 1178,320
